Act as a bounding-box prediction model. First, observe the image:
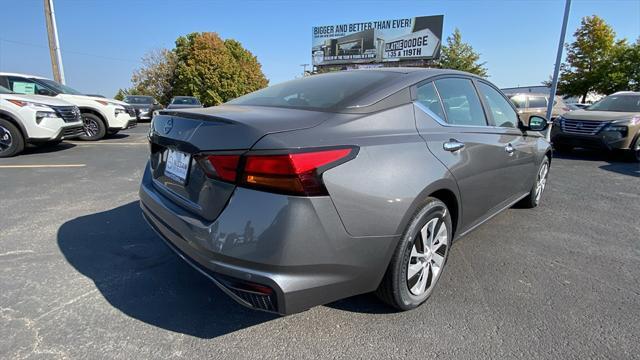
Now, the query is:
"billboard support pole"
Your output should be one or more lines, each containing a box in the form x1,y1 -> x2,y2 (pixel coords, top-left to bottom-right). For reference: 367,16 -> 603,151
44,0 -> 65,84
545,0 -> 571,142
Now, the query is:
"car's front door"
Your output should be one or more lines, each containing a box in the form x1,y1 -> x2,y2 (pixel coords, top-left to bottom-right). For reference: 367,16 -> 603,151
413,77 -> 530,234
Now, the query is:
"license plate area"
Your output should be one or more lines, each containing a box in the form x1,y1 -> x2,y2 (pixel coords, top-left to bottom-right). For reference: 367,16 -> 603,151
164,149 -> 191,184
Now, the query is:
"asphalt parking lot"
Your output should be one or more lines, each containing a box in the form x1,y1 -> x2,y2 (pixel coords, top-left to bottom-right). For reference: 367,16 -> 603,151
1,123 -> 639,359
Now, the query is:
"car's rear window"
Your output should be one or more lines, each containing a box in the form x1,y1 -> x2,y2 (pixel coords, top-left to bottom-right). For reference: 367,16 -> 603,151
228,71 -> 401,111
172,97 -> 199,105
125,96 -> 153,104
587,95 -> 640,112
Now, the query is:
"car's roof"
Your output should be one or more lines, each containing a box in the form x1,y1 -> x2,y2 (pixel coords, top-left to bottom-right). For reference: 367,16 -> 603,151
173,96 -> 198,99
126,95 -> 153,98
0,72 -> 49,79
611,91 -> 640,96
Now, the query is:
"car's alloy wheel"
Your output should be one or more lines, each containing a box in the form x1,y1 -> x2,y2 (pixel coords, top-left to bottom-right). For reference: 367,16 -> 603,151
407,217 -> 448,296
0,119 -> 24,157
534,161 -> 549,204
0,124 -> 13,151
376,198 -> 452,311
83,117 -> 100,138
78,113 -> 106,141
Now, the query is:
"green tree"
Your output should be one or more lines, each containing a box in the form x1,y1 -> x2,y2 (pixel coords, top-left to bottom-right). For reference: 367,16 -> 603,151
129,48 -> 177,105
172,32 -> 268,106
113,88 -> 128,101
436,28 -> 488,77
558,15 -> 617,102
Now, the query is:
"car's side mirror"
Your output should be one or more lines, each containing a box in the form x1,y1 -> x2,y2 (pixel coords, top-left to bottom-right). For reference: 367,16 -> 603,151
37,88 -> 54,96
520,115 -> 549,132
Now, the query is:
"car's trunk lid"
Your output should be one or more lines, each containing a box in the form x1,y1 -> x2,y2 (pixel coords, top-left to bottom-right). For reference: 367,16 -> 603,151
148,105 -> 330,220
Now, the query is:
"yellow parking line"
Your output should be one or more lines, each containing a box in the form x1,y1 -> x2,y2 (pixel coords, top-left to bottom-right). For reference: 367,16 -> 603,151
0,164 -> 86,169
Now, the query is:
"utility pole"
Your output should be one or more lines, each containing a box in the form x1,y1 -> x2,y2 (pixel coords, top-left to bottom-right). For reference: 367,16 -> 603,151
300,64 -> 309,77
545,0 -> 571,141
44,0 -> 65,84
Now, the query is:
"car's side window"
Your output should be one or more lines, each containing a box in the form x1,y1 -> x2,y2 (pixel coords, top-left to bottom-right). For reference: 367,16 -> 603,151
433,78 -> 487,126
510,95 -> 526,109
415,82 -> 446,121
528,96 -> 547,108
6,76 -> 51,96
477,82 -> 519,128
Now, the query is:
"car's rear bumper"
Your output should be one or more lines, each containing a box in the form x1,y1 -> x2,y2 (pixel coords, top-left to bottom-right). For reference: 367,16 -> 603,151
138,164 -> 397,315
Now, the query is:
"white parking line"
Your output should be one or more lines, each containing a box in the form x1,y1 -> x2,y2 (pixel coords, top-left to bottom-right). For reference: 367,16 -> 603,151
0,164 -> 86,169
66,142 -> 147,145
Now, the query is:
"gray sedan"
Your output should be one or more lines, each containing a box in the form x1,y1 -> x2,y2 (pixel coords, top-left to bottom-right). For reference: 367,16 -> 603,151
140,68 -> 551,315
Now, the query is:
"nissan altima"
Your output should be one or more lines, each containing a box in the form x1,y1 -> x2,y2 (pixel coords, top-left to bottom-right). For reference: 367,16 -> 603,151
139,68 -> 552,315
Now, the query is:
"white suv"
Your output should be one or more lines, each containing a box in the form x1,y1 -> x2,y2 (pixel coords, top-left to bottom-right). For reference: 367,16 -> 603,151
0,72 -> 137,141
0,85 -> 83,157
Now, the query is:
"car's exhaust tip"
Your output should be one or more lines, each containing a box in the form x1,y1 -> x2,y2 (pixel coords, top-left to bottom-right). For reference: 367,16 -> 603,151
215,274 -> 279,313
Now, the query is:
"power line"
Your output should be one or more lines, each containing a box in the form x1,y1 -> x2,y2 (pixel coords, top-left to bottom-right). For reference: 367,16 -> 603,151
0,37 -> 139,64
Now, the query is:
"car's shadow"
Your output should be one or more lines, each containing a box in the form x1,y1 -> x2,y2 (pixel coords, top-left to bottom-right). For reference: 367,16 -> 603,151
22,142 -> 76,155
57,201 -> 277,339
554,149 -> 639,177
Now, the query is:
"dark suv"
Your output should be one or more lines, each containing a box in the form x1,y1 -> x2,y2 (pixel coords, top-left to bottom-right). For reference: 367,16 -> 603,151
123,95 -> 163,122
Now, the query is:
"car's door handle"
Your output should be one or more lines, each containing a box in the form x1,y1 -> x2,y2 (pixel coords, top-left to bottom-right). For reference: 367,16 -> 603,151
505,143 -> 515,155
443,139 -> 465,152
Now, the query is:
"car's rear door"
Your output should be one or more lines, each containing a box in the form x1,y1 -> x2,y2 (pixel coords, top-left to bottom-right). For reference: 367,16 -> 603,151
413,77 -> 527,233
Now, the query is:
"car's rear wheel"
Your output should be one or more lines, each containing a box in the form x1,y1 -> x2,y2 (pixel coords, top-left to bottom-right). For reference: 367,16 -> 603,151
630,138 -> 640,162
79,113 -> 106,141
376,198 -> 452,311
0,119 -> 25,158
519,157 -> 550,208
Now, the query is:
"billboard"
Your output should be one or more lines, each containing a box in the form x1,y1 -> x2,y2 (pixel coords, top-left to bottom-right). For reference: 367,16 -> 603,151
312,15 -> 444,66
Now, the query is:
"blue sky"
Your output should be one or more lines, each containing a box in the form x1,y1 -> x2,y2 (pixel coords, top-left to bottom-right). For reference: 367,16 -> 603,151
1,0 -> 638,98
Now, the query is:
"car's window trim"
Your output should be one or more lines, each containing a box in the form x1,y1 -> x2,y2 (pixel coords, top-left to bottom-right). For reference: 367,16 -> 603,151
475,78 -> 521,130
430,76 -> 490,127
414,81 -> 449,124
413,75 -> 489,129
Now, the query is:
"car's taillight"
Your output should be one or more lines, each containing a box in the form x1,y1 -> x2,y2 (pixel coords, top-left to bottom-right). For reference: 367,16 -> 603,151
198,154 -> 241,182
197,147 -> 356,196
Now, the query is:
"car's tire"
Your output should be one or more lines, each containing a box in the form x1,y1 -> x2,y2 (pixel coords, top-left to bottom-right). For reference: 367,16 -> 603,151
376,197 -> 452,311
518,157 -> 550,209
78,113 -> 106,141
629,137 -> 640,162
0,119 -> 25,158
106,129 -> 120,136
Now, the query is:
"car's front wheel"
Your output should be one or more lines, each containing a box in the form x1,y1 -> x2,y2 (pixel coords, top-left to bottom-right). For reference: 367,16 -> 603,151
0,119 -> 25,158
376,198 -> 452,311
79,113 -> 106,141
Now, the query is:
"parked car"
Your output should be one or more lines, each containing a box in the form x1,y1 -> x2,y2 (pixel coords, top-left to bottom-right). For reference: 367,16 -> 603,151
0,85 -> 83,157
123,95 -> 163,122
140,69 -> 552,315
551,91 -> 640,161
509,93 -> 570,123
0,72 -> 136,140
166,96 -> 202,109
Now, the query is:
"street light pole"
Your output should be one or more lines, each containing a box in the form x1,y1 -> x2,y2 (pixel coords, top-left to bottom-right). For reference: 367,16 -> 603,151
545,0 -> 572,141
44,0 -> 65,84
